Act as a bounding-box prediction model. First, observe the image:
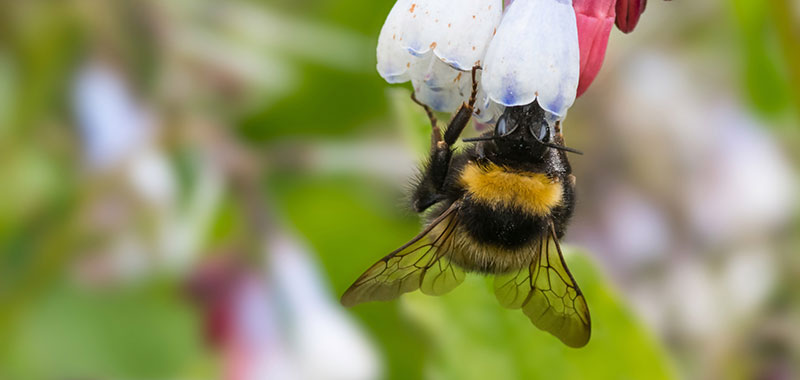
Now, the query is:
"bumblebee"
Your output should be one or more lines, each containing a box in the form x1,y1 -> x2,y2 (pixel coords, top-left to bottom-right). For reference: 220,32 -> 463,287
341,67 -> 590,348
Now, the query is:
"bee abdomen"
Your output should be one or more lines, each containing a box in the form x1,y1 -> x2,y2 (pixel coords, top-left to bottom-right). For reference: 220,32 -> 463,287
459,198 -> 548,250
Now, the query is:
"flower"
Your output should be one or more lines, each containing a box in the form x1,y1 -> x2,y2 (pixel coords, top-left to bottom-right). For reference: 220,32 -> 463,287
482,0 -> 580,117
377,0 -> 580,121
573,0 -> 616,97
186,233 -> 381,380
73,61 -> 154,168
573,0 -> 650,96
615,0 -> 647,33
377,0 -> 651,122
376,0 -> 503,122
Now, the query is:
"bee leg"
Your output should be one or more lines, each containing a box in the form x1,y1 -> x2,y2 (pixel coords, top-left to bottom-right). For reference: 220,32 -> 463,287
553,120 -> 565,143
442,66 -> 479,144
411,92 -> 442,145
411,66 -> 481,212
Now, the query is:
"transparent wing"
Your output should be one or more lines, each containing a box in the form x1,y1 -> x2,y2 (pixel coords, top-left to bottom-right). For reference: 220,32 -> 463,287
494,222 -> 591,347
341,202 -> 465,307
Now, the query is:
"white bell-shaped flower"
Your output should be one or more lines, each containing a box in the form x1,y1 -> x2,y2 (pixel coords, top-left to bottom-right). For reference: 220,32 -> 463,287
482,0 -> 580,117
377,0 -> 582,123
376,0 -> 503,122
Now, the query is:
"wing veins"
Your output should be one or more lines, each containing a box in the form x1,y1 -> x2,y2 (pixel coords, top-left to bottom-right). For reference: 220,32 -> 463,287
342,202 -> 465,306
496,220 -> 591,347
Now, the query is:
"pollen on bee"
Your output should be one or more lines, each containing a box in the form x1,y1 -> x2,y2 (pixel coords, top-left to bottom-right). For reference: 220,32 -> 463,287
460,162 -> 563,217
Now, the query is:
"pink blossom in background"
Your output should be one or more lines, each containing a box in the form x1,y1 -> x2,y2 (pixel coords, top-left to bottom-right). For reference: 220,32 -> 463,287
186,235 -> 380,380
573,0 -> 616,97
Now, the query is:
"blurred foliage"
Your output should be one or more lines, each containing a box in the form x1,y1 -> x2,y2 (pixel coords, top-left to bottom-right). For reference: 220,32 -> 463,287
402,250 -> 674,380
238,0 -> 395,141
2,281 -> 211,379
239,65 -> 389,140
270,173 -> 428,379
729,0 -> 794,118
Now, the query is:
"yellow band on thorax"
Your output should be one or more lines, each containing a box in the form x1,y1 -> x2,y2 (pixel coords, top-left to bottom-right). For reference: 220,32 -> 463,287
460,162 -> 562,216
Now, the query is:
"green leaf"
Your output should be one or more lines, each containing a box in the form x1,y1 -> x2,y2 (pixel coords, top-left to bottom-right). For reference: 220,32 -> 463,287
2,284 -> 209,379
729,0 -> 792,117
400,247 -> 677,380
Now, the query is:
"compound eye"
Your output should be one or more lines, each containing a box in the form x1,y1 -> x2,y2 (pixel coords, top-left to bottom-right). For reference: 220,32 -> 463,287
495,116 -> 518,137
530,122 -> 550,142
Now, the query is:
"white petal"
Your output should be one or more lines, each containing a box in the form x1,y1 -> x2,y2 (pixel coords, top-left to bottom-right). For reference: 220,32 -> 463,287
482,0 -> 580,116
411,54 -> 504,121
377,0 -> 502,82
411,53 -> 471,111
376,0 -> 417,82
474,90 -> 505,123
432,0 -> 502,70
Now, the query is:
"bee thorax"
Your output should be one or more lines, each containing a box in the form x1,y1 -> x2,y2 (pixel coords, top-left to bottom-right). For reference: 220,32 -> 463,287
459,162 -> 563,217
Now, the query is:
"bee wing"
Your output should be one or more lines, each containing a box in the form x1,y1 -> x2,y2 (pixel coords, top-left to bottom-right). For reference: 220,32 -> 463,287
493,222 -> 591,347
341,202 -> 465,307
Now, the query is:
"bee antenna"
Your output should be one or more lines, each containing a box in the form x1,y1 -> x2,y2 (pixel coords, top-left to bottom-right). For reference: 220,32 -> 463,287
462,136 -> 498,143
540,141 -> 583,155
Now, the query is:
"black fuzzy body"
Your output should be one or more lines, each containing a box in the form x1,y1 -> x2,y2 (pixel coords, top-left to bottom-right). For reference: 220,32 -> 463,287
412,102 -> 577,274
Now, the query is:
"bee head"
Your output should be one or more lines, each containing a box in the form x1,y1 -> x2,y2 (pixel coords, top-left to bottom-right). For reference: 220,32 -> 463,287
492,102 -> 553,159
462,101 -> 582,157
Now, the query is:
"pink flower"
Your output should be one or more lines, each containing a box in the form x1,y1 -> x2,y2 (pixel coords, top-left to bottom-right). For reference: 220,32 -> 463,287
615,0 -> 647,33
573,0 -> 616,97
572,0 -> 647,97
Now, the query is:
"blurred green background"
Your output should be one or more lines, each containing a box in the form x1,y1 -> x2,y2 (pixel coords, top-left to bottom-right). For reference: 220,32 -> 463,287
0,0 -> 798,379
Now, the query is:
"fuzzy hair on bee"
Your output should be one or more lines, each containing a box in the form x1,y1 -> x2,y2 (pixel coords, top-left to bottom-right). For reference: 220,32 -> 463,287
341,67 -> 591,348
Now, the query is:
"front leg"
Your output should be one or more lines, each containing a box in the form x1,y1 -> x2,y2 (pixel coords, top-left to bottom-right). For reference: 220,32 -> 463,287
411,66 -> 480,212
